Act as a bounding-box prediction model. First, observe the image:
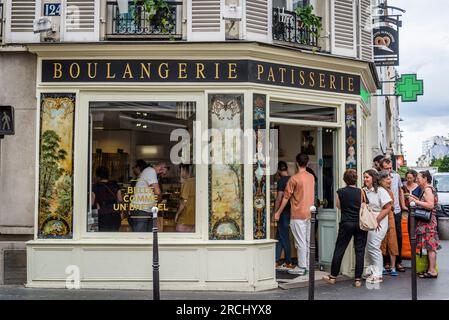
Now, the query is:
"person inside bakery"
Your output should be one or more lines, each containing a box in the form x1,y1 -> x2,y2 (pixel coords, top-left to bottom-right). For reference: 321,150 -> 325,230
175,163 -> 195,232
92,166 -> 123,232
129,161 -> 169,232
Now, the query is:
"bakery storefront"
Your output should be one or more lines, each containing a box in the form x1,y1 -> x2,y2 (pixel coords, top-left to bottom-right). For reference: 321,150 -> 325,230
26,43 -> 377,291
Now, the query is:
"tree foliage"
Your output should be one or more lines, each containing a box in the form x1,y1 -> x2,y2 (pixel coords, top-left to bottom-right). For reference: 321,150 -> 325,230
431,156 -> 449,172
39,130 -> 67,214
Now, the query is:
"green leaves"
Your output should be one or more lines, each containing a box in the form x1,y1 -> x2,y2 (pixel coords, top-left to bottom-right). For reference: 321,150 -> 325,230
134,0 -> 175,34
294,4 -> 322,40
431,156 -> 449,173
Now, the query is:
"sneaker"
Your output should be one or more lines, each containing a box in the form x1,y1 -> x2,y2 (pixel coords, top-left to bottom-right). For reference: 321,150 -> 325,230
382,268 -> 389,275
287,266 -> 307,275
390,269 -> 399,277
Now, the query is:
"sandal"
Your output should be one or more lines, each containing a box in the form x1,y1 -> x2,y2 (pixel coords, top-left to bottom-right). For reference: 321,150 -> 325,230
322,275 -> 337,285
397,264 -> 406,272
419,272 -> 438,279
354,279 -> 363,288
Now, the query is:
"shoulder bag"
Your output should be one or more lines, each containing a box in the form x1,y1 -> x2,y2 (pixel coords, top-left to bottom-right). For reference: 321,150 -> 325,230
414,187 -> 432,222
359,189 -> 379,231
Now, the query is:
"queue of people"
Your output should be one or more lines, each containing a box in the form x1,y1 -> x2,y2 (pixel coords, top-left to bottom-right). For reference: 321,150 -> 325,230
274,154 -> 441,285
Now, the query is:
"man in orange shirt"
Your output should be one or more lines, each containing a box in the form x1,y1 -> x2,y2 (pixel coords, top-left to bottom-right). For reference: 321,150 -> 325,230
274,153 -> 315,276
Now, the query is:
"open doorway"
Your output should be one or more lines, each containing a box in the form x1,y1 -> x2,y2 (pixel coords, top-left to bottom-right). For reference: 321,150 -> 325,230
270,123 -> 338,278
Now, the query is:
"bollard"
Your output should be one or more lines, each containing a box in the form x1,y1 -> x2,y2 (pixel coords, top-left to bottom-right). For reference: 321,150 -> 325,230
409,202 -> 417,300
308,205 -> 317,301
152,206 -> 160,300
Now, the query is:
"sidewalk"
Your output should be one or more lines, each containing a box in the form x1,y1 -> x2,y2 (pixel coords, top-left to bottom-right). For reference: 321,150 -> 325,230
1,241 -> 447,300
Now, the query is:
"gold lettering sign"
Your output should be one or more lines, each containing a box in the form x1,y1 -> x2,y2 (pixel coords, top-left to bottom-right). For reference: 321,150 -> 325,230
257,64 -> 264,81
348,77 -> 355,92
69,63 -> 80,79
330,75 -> 336,90
267,67 -> 275,82
122,63 -> 134,79
215,63 -> 220,80
319,73 -> 326,88
309,72 -> 315,87
158,63 -> 169,79
106,63 -> 116,79
179,63 -> 187,79
228,63 -> 237,79
87,63 -> 98,79
41,60 -> 360,95
53,63 -> 62,79
140,63 -> 151,79
196,63 -> 205,79
279,67 -> 286,84
299,71 -> 305,86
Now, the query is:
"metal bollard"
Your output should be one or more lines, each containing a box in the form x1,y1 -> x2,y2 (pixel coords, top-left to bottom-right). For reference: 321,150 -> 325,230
409,202 -> 417,300
152,206 -> 160,300
308,205 -> 317,301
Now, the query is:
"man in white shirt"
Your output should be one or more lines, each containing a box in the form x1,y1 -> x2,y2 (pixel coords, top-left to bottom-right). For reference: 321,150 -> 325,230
130,161 -> 169,232
381,158 -> 407,272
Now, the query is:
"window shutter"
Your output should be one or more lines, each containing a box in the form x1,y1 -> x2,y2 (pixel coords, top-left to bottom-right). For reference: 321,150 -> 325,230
332,0 -> 357,57
7,0 -> 39,42
64,0 -> 98,41
246,0 -> 269,41
189,0 -> 223,41
360,0 -> 373,61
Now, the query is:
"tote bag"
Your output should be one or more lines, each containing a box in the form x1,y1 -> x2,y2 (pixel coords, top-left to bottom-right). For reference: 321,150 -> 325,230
359,189 -> 379,231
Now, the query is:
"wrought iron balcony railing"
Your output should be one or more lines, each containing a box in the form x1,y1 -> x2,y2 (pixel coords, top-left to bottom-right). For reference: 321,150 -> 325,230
272,8 -> 320,49
0,3 -> 3,42
106,1 -> 182,40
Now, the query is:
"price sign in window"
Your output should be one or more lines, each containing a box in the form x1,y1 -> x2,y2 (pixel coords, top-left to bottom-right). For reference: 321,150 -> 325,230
44,3 -> 61,16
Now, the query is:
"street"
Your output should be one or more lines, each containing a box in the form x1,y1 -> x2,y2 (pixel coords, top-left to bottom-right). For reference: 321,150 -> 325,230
1,240 -> 447,300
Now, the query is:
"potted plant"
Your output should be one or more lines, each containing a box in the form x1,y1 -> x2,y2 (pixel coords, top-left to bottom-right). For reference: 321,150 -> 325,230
133,0 -> 175,34
294,4 -> 322,42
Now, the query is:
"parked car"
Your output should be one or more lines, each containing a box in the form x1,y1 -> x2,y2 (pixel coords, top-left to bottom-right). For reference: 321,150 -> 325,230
433,173 -> 449,240
433,173 -> 449,217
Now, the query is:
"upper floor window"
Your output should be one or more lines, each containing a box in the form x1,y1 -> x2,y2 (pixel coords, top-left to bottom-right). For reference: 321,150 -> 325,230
273,0 -> 311,10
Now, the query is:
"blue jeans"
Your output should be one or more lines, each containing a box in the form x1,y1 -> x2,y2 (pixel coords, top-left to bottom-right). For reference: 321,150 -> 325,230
129,210 -> 153,232
275,211 -> 292,263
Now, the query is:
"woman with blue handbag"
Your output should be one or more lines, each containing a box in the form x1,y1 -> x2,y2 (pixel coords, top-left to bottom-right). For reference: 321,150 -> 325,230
409,171 -> 441,279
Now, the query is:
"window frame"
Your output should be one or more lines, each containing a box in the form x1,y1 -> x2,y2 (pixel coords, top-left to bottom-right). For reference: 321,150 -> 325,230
77,92 -> 205,240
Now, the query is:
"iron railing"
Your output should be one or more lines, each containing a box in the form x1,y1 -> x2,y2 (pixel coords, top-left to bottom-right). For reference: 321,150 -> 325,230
272,8 -> 320,49
106,1 -> 182,40
0,3 -> 4,42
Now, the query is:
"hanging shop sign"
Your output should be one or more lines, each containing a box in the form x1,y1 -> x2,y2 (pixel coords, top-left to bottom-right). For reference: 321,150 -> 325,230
41,59 -> 361,95
0,106 -> 14,136
395,74 -> 424,102
373,26 -> 399,66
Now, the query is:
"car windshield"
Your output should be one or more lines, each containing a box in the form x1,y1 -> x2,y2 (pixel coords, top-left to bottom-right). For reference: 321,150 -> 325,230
434,175 -> 449,193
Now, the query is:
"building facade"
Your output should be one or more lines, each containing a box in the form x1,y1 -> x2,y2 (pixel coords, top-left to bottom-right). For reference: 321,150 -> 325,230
0,0 -> 379,290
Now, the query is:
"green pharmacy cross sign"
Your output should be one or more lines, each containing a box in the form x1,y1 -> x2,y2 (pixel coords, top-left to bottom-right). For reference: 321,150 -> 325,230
395,74 -> 424,102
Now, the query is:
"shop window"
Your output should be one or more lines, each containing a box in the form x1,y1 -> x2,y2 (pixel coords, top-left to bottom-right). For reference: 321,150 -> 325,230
270,101 -> 337,123
88,101 -> 196,233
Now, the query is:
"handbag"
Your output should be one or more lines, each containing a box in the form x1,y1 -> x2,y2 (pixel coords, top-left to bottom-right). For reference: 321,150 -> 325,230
415,187 -> 432,222
359,189 -> 379,231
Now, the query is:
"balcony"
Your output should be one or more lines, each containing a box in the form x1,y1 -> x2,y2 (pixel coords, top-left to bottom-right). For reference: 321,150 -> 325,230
106,1 -> 182,40
272,8 -> 320,50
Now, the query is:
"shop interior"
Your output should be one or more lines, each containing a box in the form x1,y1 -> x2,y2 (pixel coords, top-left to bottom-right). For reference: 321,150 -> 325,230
269,123 -> 336,261
88,101 -> 196,233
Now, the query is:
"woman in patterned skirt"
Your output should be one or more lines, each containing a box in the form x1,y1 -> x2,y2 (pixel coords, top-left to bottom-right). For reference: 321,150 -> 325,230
409,170 -> 441,278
